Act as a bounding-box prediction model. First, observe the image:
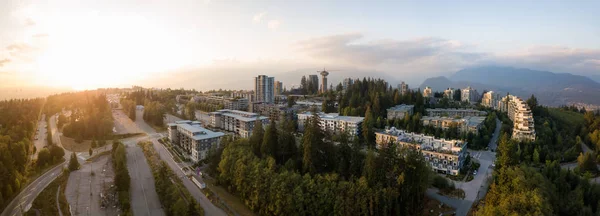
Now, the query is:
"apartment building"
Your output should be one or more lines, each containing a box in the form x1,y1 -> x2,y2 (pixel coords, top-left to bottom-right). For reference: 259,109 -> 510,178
274,81 -> 283,96
167,120 -> 224,162
387,104 -> 415,120
461,86 -> 480,103
399,81 -> 409,95
209,109 -> 269,138
308,75 -> 319,91
231,90 -> 255,102
255,75 -> 275,103
193,95 -> 249,111
444,88 -> 456,100
498,95 -> 536,141
423,86 -> 433,98
482,91 -> 500,109
421,116 -> 486,134
250,102 -> 298,121
297,112 -> 364,137
426,108 -> 487,117
375,127 -> 467,175
343,78 -> 354,91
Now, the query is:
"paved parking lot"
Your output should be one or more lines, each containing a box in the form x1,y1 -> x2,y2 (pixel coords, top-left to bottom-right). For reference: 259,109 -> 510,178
65,154 -> 118,216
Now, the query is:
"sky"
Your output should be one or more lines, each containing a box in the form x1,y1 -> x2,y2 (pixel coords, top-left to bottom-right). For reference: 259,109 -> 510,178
0,0 -> 599,92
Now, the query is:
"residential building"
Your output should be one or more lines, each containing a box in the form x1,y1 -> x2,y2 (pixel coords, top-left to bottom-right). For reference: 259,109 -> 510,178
399,81 -> 409,95
482,91 -> 500,109
461,86 -> 480,103
426,108 -> 487,117
250,102 -> 298,121
255,75 -> 275,103
375,127 -> 467,175
231,90 -> 255,102
423,86 -> 433,98
167,120 -> 224,162
421,116 -> 486,134
209,109 -> 269,138
387,104 -> 415,120
497,95 -> 536,141
308,75 -> 319,93
343,78 -> 354,91
443,88 -> 456,100
297,112 -> 364,137
274,81 -> 283,96
193,95 -> 249,111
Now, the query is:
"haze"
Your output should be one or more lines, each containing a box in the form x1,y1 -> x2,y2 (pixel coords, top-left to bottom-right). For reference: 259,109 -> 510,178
0,0 -> 599,94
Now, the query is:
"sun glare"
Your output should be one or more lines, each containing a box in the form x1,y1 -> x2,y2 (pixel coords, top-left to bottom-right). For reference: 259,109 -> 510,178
34,13 -> 195,90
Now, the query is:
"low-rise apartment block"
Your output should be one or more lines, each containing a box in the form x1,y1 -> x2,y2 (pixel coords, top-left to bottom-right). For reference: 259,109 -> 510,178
193,95 -> 249,111
375,127 -> 467,175
421,116 -> 486,134
251,102 -> 298,121
297,112 -> 364,137
498,95 -> 536,141
167,120 -> 224,162
426,108 -> 487,118
209,109 -> 269,138
387,104 -> 415,120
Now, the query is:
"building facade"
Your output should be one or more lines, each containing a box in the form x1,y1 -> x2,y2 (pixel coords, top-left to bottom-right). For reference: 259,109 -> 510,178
274,81 -> 283,96
343,78 -> 354,91
461,86 -> 480,103
297,112 -> 364,137
167,120 -> 224,162
497,95 -> 536,141
231,90 -> 255,102
387,104 -> 415,120
444,88 -> 456,100
308,75 -> 319,92
375,127 -> 467,175
482,91 -> 500,109
209,109 -> 269,138
421,116 -> 486,134
251,102 -> 298,121
423,86 -> 433,98
194,95 -> 249,111
426,108 -> 487,117
255,75 -> 275,103
399,81 -> 409,95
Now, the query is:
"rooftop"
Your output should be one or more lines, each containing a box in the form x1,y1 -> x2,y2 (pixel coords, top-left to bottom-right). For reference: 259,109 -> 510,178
377,127 -> 466,154
298,112 -> 364,123
178,123 -> 224,140
388,104 -> 414,112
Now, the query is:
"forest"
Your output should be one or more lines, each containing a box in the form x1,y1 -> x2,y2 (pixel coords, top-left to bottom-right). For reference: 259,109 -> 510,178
211,113 -> 432,215
46,92 -> 114,140
0,98 -> 44,210
475,97 -> 600,215
120,88 -> 193,127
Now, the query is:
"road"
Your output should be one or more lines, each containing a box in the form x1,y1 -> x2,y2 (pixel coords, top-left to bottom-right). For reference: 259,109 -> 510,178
31,114 -> 47,159
134,110 -> 226,216
1,161 -> 66,216
125,141 -> 165,216
427,117 -> 500,216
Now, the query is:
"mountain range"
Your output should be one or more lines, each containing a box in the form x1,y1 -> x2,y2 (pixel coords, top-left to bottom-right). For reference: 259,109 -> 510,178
420,66 -> 600,108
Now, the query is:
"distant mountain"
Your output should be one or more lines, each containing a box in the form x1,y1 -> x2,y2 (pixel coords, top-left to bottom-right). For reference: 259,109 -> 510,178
420,66 -> 600,107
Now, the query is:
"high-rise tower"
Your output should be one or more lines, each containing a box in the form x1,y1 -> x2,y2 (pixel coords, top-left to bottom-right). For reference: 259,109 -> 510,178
255,75 -> 274,103
319,70 -> 329,93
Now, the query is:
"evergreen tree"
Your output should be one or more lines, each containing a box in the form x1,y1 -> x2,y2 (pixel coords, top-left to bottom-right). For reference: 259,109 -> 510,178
362,106 -> 375,146
69,152 -> 80,171
261,120 -> 278,158
249,119 -> 265,157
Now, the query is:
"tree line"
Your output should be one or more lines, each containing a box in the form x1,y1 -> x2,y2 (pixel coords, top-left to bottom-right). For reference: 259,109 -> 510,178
48,92 -> 114,140
210,112 -> 432,215
0,98 -> 44,210
112,141 -> 132,216
137,141 -> 203,216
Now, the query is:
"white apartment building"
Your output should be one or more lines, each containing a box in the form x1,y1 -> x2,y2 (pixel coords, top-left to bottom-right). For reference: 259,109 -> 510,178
444,88 -> 456,100
482,91 -> 500,109
209,109 -> 269,138
255,75 -> 275,103
461,86 -> 480,103
375,127 -> 468,175
297,112 -> 364,137
387,104 -> 415,120
421,116 -> 486,134
167,120 -> 224,162
423,86 -> 433,98
426,108 -> 487,117
497,95 -> 536,141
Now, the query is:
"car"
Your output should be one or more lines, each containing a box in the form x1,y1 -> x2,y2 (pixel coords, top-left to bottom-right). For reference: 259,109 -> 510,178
492,163 -> 496,167
473,171 -> 478,175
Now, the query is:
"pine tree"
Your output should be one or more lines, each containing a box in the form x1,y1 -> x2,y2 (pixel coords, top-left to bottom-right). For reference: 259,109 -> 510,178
261,120 -> 278,158
362,106 -> 375,145
69,152 -> 80,171
250,119 -> 265,157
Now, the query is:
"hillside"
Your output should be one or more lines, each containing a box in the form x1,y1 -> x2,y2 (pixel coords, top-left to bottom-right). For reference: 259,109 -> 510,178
420,66 -> 600,107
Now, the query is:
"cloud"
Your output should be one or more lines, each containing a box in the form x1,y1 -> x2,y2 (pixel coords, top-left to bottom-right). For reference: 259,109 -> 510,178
493,46 -> 600,75
25,18 -> 36,26
6,43 -> 34,52
267,20 -> 281,30
0,58 -> 10,67
253,12 -> 267,23
32,33 -> 49,38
